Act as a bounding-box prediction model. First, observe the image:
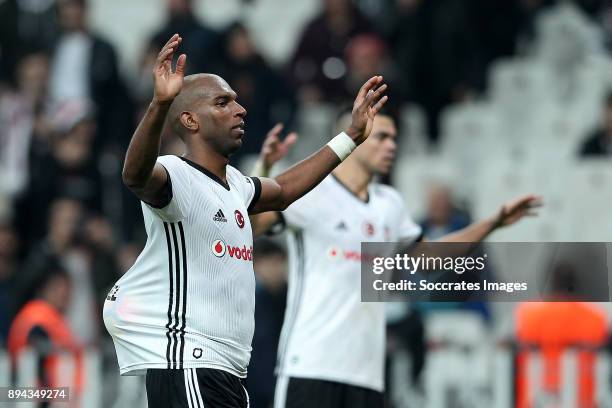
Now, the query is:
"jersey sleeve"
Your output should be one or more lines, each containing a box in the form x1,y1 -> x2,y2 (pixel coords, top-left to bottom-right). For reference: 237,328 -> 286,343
228,166 -> 262,213
142,155 -> 192,222
389,191 -> 423,243
396,206 -> 423,242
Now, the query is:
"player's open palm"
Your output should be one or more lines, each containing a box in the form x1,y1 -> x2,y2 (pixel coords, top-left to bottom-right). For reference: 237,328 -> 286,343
496,194 -> 543,228
347,76 -> 388,145
153,34 -> 187,104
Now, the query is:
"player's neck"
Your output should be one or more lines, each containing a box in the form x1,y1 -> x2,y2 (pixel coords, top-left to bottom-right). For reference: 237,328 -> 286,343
332,160 -> 373,200
183,145 -> 229,182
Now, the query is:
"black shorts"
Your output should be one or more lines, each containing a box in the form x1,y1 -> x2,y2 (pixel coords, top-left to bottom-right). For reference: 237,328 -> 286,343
274,376 -> 384,408
146,368 -> 250,408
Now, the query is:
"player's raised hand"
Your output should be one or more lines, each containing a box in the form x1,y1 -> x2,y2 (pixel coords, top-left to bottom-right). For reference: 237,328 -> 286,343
494,194 -> 543,228
259,123 -> 298,169
346,76 -> 388,144
153,34 -> 187,104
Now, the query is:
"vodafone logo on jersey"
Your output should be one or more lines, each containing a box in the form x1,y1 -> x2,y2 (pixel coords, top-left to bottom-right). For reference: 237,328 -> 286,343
211,239 -> 253,261
327,246 -> 376,262
328,247 -> 340,259
228,245 -> 253,260
212,240 -> 226,257
328,246 -> 360,261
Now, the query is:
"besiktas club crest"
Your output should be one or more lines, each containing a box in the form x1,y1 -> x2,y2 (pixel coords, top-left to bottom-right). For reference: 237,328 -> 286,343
235,210 -> 245,229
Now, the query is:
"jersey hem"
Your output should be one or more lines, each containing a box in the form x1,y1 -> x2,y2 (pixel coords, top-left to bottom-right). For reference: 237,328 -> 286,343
120,361 -> 247,378
277,368 -> 384,392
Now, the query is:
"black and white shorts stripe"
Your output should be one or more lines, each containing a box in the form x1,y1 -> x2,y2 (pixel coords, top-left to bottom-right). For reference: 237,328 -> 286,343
184,368 -> 206,408
146,367 -> 250,408
182,368 -> 250,408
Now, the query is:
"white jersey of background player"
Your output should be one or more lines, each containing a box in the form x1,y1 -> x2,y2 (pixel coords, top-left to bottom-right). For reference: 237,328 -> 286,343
251,113 -> 542,408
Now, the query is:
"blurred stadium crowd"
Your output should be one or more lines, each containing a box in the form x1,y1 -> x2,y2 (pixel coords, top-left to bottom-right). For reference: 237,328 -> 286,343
1,0 -> 612,407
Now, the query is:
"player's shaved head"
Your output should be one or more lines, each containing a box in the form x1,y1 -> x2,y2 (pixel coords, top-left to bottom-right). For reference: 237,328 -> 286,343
167,73 -> 234,140
164,72 -> 246,157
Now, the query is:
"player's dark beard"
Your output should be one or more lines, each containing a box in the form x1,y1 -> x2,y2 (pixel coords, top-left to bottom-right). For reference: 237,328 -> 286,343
207,133 -> 241,158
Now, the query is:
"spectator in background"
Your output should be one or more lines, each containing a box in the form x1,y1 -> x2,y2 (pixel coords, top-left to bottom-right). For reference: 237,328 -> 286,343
515,255 -> 609,408
419,184 -> 471,240
0,223 -> 19,344
82,215 -> 123,321
115,242 -> 142,275
132,42 -> 161,112
8,263 -> 84,398
50,0 -> 132,152
343,34 -> 399,104
247,239 -> 287,408
150,0 -> 219,75
19,100 -> 102,244
470,0 -> 552,69
288,0 -> 375,103
0,51 -> 51,202
0,0 -> 59,83
417,182 -> 490,320
579,92 -> 612,157
211,22 -> 295,161
18,198 -> 119,346
386,0 -> 481,141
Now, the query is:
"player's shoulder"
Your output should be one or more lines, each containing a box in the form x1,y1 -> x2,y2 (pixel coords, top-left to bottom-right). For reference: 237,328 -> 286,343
371,183 -> 405,207
286,175 -> 332,211
226,165 -> 252,185
308,174 -> 336,198
226,164 -> 245,178
156,154 -> 185,169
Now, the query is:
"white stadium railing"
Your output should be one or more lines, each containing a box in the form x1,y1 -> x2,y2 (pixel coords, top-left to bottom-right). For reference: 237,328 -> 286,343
388,345 -> 612,408
1,346 -> 610,407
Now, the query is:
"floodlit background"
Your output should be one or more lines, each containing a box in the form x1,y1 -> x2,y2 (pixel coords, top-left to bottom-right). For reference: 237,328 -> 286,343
1,0 -> 612,406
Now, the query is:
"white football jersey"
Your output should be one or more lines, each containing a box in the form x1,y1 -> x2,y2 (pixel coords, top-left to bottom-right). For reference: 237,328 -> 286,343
103,155 -> 261,377
276,175 -> 422,391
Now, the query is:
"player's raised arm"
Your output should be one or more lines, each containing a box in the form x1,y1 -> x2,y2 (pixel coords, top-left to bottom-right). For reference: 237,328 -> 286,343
249,76 -> 388,214
403,194 -> 543,263
122,34 -> 187,206
249,124 -> 298,236
435,194 -> 542,243
251,123 -> 298,178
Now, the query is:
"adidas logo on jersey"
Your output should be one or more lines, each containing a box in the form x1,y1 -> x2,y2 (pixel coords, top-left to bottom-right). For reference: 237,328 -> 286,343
213,209 -> 227,222
336,221 -> 348,231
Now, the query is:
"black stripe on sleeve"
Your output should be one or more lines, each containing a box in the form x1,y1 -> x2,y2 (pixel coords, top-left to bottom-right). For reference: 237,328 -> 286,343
247,177 -> 262,213
178,222 -> 188,368
163,222 -> 174,369
170,223 -> 182,368
143,165 -> 173,209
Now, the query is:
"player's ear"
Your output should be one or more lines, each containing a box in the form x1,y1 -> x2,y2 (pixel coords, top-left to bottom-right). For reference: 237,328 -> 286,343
180,111 -> 199,132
